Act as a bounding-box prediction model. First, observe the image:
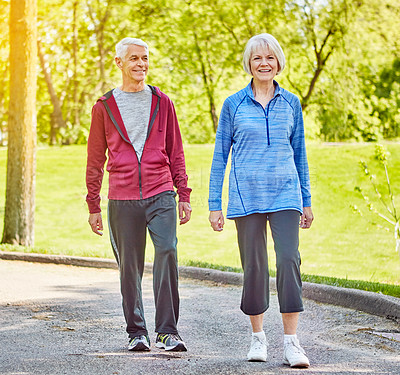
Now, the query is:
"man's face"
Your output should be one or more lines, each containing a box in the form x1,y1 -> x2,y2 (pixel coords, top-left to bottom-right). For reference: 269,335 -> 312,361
116,44 -> 149,84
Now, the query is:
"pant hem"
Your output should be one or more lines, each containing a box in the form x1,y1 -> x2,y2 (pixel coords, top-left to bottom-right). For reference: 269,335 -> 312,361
241,305 -> 269,316
128,330 -> 148,339
155,330 -> 179,335
279,307 -> 304,314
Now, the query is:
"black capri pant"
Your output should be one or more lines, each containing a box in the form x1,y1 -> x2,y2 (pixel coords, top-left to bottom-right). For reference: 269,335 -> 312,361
234,210 -> 304,315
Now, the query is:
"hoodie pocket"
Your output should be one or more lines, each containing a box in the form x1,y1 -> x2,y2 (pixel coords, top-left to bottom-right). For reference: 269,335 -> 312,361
142,149 -> 172,186
106,150 -> 137,173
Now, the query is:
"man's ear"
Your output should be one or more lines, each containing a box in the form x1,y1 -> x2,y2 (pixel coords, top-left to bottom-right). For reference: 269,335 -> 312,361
115,56 -> 122,69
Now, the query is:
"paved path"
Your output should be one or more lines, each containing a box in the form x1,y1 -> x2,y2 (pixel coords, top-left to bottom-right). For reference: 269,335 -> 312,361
0,259 -> 399,375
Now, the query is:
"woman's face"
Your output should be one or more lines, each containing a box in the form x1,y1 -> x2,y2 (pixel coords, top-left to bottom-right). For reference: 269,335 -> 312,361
250,46 -> 278,83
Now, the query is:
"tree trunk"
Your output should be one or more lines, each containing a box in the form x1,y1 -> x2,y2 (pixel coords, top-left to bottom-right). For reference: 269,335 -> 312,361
193,32 -> 219,132
396,222 -> 400,263
87,0 -> 112,93
2,0 -> 37,246
0,65 -> 8,146
208,93 -> 219,133
72,0 -> 80,128
301,63 -> 326,111
37,40 -> 66,145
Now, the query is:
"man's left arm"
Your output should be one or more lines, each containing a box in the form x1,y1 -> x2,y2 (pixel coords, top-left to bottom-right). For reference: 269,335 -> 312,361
165,98 -> 192,224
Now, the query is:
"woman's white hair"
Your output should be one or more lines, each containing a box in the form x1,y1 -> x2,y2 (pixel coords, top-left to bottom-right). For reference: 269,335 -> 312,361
242,33 -> 285,75
115,37 -> 149,60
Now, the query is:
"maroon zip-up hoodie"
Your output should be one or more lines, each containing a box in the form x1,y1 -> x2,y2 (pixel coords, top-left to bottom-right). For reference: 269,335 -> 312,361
86,85 -> 191,214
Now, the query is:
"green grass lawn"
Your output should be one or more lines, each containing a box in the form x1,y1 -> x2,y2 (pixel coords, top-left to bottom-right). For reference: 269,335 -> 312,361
0,143 -> 399,290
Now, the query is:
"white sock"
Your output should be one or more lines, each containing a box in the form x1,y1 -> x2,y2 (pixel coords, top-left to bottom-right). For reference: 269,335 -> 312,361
284,334 -> 297,344
252,331 -> 266,340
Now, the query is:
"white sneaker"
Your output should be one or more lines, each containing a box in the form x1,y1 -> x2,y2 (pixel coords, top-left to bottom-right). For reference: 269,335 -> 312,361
247,334 -> 268,362
283,337 -> 310,368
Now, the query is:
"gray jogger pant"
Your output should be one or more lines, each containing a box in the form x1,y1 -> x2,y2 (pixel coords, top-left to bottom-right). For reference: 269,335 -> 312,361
234,210 -> 304,315
108,191 -> 179,339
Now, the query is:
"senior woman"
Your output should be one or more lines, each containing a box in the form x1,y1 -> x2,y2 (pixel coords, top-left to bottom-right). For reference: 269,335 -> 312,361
208,33 -> 313,368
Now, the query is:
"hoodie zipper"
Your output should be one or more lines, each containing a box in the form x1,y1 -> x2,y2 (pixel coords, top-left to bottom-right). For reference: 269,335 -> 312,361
138,160 -> 142,199
137,88 -> 160,199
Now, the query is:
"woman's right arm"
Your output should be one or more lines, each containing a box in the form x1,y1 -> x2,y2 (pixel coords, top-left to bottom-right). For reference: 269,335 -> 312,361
208,99 -> 233,231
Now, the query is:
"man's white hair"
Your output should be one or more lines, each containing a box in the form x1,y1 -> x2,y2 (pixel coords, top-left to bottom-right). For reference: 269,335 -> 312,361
115,37 -> 149,60
242,33 -> 285,75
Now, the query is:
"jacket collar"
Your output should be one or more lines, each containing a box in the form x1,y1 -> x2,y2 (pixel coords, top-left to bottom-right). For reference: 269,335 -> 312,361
98,85 -> 161,144
98,84 -> 161,102
245,79 -> 281,101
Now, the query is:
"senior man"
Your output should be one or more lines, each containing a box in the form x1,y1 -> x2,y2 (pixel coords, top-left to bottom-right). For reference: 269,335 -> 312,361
86,37 -> 191,352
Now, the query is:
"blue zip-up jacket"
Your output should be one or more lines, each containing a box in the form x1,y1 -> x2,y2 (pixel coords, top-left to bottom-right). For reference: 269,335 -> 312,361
208,80 -> 311,219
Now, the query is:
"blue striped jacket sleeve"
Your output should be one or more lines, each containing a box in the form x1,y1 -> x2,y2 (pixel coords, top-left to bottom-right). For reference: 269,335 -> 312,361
208,99 -> 233,211
290,96 -> 311,207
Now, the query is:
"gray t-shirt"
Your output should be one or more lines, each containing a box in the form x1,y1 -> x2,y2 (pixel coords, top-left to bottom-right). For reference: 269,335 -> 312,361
113,85 -> 152,161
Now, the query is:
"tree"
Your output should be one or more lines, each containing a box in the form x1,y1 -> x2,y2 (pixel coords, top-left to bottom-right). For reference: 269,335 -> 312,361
2,0 -> 400,145
284,0 -> 363,111
363,58 -> 400,139
150,0 -> 286,140
33,0 -> 160,144
281,0 -> 400,141
353,145 -> 400,262
37,39 -> 66,145
2,0 -> 37,246
0,0 -> 10,146
86,0 -> 114,94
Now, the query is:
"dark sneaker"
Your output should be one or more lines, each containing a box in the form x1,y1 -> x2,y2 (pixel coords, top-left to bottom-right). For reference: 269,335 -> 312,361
155,333 -> 187,352
128,335 -> 150,351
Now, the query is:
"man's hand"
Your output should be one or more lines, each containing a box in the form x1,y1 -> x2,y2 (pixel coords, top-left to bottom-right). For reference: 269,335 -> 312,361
88,212 -> 103,235
300,207 -> 314,229
179,202 -> 192,225
209,210 -> 224,232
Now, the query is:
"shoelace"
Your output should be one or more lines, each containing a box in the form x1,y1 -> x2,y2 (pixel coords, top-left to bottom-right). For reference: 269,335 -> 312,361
285,339 -> 305,354
169,334 -> 182,341
251,336 -> 267,350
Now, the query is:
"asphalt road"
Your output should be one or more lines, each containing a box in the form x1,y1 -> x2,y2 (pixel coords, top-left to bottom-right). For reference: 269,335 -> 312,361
0,259 -> 399,375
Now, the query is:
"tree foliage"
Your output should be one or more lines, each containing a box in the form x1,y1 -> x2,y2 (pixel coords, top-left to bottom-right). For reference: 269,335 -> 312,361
0,0 -> 399,144
353,145 -> 400,262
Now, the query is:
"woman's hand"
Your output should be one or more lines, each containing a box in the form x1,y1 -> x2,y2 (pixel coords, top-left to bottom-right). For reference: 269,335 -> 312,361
209,210 -> 225,232
300,207 -> 314,229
